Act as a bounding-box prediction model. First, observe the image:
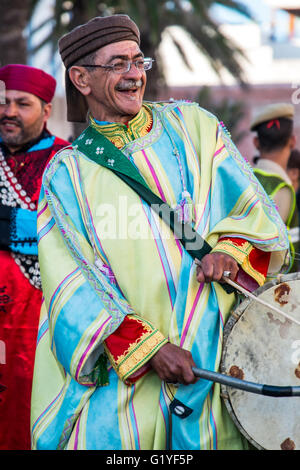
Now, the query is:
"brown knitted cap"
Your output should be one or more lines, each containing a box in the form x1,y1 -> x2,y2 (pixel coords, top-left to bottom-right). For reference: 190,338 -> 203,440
58,15 -> 140,122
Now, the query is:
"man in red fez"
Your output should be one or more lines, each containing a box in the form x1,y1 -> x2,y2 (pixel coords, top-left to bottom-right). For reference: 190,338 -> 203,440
0,64 -> 69,450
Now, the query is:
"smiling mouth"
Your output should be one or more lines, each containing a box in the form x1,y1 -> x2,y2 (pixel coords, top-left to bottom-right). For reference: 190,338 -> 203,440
115,80 -> 143,93
0,120 -> 21,130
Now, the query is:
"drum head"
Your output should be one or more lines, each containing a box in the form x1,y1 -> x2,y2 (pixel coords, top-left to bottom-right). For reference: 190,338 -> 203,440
221,273 -> 300,450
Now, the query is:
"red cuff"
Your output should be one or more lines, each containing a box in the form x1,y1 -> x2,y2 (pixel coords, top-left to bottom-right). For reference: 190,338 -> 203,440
104,314 -> 167,383
218,237 -> 271,291
105,315 -> 149,360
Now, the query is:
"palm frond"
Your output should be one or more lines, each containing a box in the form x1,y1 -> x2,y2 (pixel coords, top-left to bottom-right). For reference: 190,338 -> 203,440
196,85 -> 248,143
27,0 -> 253,89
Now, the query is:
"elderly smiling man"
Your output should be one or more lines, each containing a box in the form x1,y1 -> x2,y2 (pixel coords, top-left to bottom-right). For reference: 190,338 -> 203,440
31,15 -> 289,450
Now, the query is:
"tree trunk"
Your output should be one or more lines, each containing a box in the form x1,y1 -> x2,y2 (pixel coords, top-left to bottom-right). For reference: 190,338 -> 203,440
68,0 -> 115,138
69,0 -> 94,31
0,0 -> 31,65
140,32 -> 168,102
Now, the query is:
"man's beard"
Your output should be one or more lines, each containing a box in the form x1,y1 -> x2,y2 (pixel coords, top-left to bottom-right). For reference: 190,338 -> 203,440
0,116 -> 43,149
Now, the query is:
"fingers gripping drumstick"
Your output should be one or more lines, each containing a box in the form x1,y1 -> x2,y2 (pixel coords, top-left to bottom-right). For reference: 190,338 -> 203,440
195,259 -> 300,327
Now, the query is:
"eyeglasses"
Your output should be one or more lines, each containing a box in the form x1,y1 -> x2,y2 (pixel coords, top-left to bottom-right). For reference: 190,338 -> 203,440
80,58 -> 154,74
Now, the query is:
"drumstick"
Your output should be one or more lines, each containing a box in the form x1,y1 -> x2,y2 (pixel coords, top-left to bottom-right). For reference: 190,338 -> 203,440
191,366 -> 300,396
223,276 -> 300,327
195,259 -> 300,327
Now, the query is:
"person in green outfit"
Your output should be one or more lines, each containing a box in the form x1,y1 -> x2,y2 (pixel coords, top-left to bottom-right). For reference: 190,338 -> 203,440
251,102 -> 299,271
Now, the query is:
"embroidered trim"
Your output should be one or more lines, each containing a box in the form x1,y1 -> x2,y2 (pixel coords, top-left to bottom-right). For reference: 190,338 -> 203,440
211,240 -> 252,264
118,331 -> 167,381
241,253 -> 265,286
212,240 -> 265,286
90,104 -> 153,149
105,316 -> 167,382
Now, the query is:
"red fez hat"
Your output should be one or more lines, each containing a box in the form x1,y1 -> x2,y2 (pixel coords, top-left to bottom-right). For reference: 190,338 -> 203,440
0,64 -> 56,103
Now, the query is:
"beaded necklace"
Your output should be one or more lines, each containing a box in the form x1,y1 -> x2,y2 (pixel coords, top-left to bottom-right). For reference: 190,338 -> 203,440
0,147 -> 35,209
0,147 -> 41,289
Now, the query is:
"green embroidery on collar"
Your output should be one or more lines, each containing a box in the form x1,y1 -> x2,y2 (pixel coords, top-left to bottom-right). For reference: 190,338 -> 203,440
89,104 -> 153,148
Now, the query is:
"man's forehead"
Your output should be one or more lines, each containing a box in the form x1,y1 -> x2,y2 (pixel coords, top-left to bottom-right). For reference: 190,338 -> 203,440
4,89 -> 38,102
96,40 -> 142,60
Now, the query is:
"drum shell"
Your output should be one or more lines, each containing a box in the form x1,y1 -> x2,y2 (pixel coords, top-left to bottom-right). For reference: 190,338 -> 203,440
221,273 -> 300,450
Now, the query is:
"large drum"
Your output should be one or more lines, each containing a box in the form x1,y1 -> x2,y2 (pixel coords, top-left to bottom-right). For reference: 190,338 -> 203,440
220,273 -> 300,450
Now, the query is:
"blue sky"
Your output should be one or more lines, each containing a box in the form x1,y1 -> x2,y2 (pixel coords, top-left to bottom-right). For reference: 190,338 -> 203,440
211,0 -> 299,40
211,0 -> 270,23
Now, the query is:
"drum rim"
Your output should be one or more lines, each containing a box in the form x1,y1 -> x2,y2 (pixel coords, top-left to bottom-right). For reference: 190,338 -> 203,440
220,272 -> 300,450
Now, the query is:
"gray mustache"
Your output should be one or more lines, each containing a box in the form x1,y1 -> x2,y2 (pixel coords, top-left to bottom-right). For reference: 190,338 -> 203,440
115,80 -> 142,91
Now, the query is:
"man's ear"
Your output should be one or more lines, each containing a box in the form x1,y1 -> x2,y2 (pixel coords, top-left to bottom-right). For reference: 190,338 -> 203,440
42,102 -> 52,123
289,134 -> 297,149
68,66 -> 91,96
253,136 -> 260,150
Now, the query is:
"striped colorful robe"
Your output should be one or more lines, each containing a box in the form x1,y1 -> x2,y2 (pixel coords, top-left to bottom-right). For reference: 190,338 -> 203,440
31,102 -> 288,450
0,129 -> 69,450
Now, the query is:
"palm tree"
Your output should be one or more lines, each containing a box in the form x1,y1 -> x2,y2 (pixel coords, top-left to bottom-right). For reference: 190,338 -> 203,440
0,0 -> 32,65
28,0 -> 253,100
106,0 -> 252,98
195,85 -> 247,144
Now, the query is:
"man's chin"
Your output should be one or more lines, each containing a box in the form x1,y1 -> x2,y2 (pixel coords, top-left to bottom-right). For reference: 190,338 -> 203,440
119,97 -> 143,117
0,129 -> 24,147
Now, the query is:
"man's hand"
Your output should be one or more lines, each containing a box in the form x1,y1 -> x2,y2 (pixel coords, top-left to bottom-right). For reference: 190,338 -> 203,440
149,342 -> 197,385
196,252 -> 239,284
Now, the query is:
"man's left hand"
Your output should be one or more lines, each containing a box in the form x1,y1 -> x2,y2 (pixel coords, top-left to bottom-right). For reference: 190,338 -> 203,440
196,252 -> 238,284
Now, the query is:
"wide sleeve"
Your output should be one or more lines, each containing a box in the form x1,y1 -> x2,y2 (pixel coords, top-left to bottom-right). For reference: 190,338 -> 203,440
175,103 -> 289,277
202,118 -> 290,278
38,153 -> 167,387
178,108 -> 289,287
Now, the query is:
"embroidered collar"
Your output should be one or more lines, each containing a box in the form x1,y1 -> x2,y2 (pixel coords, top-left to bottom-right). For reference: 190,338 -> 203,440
89,103 -> 153,148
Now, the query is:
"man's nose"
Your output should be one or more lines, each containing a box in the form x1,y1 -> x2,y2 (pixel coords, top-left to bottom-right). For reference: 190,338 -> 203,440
3,102 -> 18,117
